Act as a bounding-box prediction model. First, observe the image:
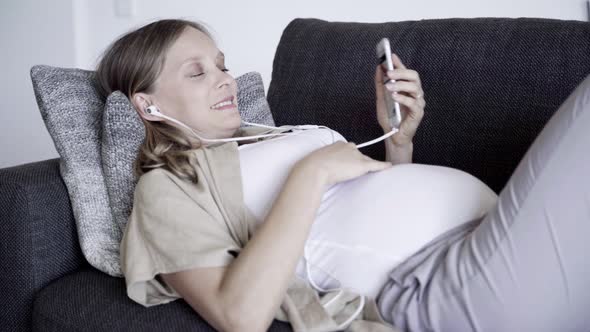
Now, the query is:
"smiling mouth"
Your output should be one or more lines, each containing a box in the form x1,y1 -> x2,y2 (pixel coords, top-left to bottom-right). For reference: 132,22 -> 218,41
211,101 -> 236,110
211,95 -> 234,107
211,96 -> 238,112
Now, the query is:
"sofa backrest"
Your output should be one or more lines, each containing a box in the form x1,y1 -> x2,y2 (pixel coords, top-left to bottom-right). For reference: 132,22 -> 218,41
267,17 -> 590,193
0,158 -> 88,331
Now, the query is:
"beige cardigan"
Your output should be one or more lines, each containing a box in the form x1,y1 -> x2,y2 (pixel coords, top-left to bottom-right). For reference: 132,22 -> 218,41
120,125 -> 401,332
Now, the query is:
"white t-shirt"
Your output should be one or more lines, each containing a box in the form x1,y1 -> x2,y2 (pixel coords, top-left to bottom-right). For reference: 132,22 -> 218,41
237,127 -> 497,299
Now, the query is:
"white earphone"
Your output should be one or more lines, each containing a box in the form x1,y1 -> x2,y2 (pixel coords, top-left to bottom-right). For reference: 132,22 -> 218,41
144,105 -> 398,148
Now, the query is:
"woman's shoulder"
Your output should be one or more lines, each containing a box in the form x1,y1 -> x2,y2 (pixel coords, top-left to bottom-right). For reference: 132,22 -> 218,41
134,167 -> 190,197
131,167 -> 213,216
137,167 -> 173,184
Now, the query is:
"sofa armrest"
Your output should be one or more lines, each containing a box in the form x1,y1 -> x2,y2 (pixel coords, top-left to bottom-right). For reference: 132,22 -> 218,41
0,158 -> 88,332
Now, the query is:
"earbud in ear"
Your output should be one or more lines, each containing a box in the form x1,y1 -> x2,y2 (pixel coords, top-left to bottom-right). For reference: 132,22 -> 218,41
145,105 -> 160,116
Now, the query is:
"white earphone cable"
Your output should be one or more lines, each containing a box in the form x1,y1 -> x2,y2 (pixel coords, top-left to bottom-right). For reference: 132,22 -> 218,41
145,105 -> 397,148
303,244 -> 366,329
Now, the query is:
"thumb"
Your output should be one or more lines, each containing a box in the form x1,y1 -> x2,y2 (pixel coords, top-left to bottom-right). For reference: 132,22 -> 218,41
374,65 -> 384,99
366,159 -> 393,172
391,53 -> 407,70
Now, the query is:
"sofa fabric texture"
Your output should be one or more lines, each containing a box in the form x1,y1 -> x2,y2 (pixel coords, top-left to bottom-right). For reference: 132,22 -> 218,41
0,159 -> 89,332
32,268 -> 293,331
267,17 -> 590,193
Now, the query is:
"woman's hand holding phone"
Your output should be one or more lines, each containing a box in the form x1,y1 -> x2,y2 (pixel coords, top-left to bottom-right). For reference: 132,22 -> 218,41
374,53 -> 426,148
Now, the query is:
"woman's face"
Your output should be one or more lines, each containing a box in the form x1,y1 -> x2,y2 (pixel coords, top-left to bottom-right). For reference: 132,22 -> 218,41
140,27 -> 241,145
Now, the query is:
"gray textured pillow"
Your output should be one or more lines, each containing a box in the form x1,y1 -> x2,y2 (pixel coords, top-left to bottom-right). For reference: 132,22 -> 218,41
31,65 -> 121,277
99,71 -> 275,276
101,91 -> 144,241
33,64 -> 275,277
236,71 -> 276,127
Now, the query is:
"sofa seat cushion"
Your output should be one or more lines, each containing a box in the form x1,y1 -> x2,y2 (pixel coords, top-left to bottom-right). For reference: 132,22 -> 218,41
32,268 -> 293,331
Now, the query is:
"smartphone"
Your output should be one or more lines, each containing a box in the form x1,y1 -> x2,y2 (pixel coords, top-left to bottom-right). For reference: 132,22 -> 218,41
376,38 -> 402,128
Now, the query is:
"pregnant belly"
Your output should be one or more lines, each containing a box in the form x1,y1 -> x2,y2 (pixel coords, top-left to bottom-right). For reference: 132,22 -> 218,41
296,163 -> 498,298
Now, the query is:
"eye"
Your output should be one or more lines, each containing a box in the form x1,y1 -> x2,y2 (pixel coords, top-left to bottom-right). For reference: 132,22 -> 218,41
189,68 -> 229,78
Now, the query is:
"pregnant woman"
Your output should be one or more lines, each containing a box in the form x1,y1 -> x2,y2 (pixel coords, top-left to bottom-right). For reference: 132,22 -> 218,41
97,19 -> 590,332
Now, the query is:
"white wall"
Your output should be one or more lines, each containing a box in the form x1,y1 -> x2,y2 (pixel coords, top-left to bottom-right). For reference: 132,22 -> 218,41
0,0 -> 76,168
1,0 -> 587,168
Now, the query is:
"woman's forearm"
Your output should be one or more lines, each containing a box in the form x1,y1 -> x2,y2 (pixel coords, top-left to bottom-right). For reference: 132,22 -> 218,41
218,161 -> 326,331
385,137 -> 413,164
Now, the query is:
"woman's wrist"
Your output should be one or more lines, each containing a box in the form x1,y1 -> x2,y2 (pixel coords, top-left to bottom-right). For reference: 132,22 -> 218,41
292,159 -> 329,191
384,136 -> 413,164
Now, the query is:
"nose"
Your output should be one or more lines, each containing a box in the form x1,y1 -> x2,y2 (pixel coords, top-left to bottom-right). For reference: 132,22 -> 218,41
216,69 -> 235,89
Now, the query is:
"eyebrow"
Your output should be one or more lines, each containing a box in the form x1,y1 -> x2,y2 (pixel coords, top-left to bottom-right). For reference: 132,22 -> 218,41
182,51 -> 225,65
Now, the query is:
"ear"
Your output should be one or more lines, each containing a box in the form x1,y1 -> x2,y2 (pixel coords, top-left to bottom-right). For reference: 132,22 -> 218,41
131,92 -> 164,122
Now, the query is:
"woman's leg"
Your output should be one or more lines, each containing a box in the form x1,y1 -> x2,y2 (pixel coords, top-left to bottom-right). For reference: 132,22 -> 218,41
378,75 -> 590,332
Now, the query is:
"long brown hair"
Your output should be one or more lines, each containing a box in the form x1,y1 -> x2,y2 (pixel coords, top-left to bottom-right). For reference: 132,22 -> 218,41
96,19 -> 215,183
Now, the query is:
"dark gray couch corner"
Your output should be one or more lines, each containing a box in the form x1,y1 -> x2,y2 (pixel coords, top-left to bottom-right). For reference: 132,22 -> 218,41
2,17 -> 589,332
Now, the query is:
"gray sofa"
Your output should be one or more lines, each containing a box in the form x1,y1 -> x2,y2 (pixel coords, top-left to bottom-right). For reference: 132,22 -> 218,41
2,17 -> 589,332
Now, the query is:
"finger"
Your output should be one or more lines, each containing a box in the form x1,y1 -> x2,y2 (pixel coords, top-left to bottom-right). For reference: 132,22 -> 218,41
361,152 -> 391,165
347,142 -> 360,151
374,66 -> 384,99
386,69 -> 421,84
392,93 -> 424,122
375,64 -> 384,83
366,159 -> 393,172
391,53 -> 407,70
385,81 -> 423,98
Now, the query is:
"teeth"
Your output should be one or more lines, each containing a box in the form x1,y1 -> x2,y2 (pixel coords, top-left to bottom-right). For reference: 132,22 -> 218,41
211,100 -> 233,109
